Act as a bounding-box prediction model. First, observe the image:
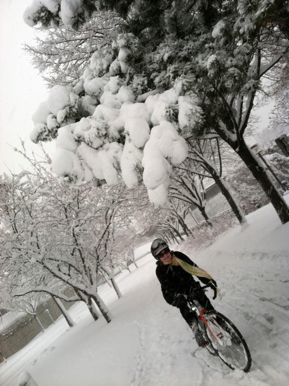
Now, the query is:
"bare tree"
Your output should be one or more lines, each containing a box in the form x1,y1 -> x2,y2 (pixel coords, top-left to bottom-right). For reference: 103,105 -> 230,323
169,136 -> 245,225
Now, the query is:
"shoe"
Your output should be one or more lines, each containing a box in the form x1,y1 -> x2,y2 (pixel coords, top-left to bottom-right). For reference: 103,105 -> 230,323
190,321 -> 209,347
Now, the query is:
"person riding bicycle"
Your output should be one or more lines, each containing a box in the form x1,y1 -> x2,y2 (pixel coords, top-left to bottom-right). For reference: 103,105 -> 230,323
151,238 -> 218,347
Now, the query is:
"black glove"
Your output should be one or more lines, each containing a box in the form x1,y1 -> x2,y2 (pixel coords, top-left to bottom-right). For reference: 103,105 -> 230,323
208,280 -> 218,299
171,293 -> 187,307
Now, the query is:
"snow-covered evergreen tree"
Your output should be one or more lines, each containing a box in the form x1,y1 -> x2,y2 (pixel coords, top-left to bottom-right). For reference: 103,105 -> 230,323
25,0 -> 289,223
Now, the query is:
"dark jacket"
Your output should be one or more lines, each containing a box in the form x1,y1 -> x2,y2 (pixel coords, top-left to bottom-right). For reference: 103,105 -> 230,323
156,251 -> 213,306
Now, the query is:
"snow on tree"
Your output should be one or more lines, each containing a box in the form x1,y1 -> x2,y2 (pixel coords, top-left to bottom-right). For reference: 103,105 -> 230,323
260,64 -> 289,147
0,154 -> 140,323
24,11 -> 121,86
30,34 -> 189,205
25,0 -> 289,223
24,0 -> 97,29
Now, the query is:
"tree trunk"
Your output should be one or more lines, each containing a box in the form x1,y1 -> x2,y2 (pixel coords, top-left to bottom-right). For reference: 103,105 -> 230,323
35,315 -> 45,331
76,290 -> 99,321
87,296 -> 100,321
176,214 -> 191,236
167,229 -> 179,243
110,277 -> 122,299
214,176 -> 246,224
202,157 -> 246,225
52,295 -> 74,327
101,267 -> 122,298
236,139 -> 289,224
90,294 -> 111,323
130,248 -> 139,268
198,206 -> 212,226
170,225 -> 184,242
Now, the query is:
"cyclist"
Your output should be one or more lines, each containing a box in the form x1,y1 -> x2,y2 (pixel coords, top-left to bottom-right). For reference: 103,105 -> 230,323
151,238 -> 218,347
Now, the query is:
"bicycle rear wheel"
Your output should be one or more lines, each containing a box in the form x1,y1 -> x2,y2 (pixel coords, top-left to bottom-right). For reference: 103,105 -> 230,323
204,311 -> 252,372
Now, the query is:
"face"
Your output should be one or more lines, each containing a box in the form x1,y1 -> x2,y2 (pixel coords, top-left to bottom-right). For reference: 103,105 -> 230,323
158,249 -> 173,265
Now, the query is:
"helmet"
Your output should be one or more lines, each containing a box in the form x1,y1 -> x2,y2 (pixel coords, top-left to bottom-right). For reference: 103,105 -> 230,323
151,238 -> 169,258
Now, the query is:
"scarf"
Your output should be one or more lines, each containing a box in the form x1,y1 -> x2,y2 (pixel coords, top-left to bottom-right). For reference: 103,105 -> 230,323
172,255 -> 214,281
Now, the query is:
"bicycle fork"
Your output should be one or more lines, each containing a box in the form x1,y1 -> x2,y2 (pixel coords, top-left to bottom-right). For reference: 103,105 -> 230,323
194,305 -> 227,346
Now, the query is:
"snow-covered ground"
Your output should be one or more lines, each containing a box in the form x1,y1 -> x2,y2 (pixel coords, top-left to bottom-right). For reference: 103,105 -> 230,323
0,198 -> 289,386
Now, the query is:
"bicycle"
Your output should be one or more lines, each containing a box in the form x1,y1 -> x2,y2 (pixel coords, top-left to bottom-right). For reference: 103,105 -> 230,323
187,285 -> 252,372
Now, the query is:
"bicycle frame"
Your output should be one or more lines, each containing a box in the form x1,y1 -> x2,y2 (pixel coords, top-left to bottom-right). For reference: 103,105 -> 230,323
187,287 -> 225,346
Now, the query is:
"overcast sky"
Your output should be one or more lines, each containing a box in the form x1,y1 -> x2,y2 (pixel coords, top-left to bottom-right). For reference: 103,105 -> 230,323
0,0 -> 48,174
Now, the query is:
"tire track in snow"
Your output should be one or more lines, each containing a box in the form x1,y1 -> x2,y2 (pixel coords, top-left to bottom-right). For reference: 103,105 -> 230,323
130,321 -> 147,386
129,309 -> 206,386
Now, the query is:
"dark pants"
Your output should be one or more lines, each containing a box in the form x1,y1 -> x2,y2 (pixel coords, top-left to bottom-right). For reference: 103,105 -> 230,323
179,290 -> 214,326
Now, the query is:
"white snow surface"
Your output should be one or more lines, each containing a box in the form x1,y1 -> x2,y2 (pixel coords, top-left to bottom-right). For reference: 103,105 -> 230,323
1,198 -> 289,385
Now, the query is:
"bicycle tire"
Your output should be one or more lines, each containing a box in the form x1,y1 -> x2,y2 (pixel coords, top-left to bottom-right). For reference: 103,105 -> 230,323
204,311 -> 252,372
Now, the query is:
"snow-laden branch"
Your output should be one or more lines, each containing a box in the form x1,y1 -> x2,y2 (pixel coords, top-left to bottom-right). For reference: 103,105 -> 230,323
14,289 -> 79,303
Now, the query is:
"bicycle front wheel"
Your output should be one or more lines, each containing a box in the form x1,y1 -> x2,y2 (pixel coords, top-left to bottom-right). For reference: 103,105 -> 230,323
204,311 -> 252,372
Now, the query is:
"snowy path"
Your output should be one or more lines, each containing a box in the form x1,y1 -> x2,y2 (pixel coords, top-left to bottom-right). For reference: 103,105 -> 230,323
0,200 -> 289,386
